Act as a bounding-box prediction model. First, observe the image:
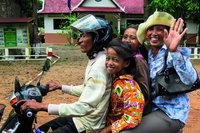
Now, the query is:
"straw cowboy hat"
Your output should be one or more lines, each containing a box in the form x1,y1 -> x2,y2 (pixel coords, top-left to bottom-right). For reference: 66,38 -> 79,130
137,11 -> 174,44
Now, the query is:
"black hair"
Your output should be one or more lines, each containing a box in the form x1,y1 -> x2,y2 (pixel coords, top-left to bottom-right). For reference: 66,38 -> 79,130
138,45 -> 148,61
127,24 -> 139,29
107,38 -> 136,75
122,25 -> 148,62
121,24 -> 139,36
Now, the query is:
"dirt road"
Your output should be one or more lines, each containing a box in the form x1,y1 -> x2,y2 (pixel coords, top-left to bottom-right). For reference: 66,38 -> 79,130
0,45 -> 199,132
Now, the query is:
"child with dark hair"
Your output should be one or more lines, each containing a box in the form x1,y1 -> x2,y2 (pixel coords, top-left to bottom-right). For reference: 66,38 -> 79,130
122,25 -> 151,116
122,24 -> 148,61
100,39 -> 145,133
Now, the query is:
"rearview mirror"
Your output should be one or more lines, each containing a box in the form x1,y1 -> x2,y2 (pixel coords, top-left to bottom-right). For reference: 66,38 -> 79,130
14,76 -> 21,93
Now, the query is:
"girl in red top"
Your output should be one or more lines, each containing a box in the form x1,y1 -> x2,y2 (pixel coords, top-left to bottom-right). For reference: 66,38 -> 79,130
101,39 -> 145,133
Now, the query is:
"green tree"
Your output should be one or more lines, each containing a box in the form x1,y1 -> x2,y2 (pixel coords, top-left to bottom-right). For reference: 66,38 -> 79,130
16,0 -> 33,17
60,14 -> 78,45
146,0 -> 200,45
16,0 -> 43,44
37,0 -> 44,27
15,0 -> 42,17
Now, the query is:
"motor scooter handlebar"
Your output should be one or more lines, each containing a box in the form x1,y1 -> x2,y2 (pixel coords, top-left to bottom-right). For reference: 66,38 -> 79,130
26,109 -> 33,117
9,84 -> 49,118
24,85 -> 49,118
38,85 -> 49,96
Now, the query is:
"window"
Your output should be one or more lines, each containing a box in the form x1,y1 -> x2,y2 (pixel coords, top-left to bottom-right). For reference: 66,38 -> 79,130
53,19 -> 69,30
95,15 -> 105,19
126,20 -> 143,27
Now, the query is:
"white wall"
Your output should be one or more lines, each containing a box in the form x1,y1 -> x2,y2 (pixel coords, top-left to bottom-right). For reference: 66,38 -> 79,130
77,13 -> 119,34
82,0 -> 116,7
44,15 -> 64,33
44,13 -> 199,37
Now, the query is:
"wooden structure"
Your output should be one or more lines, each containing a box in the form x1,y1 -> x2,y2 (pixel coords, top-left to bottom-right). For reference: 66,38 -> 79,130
0,17 -> 33,60
0,47 -> 49,61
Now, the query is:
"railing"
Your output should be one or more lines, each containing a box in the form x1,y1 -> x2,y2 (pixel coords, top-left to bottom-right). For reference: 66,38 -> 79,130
0,47 -> 51,61
188,47 -> 200,59
0,46 -> 199,61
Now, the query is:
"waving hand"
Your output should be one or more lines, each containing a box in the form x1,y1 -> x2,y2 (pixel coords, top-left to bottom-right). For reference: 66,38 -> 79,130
164,18 -> 188,52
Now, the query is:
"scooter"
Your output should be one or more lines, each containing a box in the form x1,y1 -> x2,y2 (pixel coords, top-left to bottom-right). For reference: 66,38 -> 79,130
0,103 -> 6,121
0,53 -> 60,133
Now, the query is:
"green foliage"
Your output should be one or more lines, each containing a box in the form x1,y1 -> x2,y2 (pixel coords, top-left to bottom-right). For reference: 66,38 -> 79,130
59,14 -> 78,45
60,14 -> 78,31
16,0 -> 33,17
38,14 -> 44,27
147,0 -> 200,45
147,0 -> 199,21
37,0 -> 43,10
113,29 -> 121,38
15,0 -> 44,26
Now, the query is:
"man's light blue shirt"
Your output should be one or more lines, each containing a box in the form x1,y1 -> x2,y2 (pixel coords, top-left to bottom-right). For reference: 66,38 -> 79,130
149,45 -> 197,124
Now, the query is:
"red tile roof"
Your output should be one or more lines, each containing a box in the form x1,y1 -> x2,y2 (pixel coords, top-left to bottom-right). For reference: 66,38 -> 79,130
39,0 -> 144,14
75,7 -> 122,12
115,0 -> 144,14
0,18 -> 33,23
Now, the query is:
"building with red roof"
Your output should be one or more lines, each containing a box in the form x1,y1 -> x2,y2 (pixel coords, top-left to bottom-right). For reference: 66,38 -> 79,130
38,0 -> 145,44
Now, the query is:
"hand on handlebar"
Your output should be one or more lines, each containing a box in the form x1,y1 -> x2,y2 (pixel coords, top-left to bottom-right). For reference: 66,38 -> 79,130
46,81 -> 62,92
17,99 -> 48,113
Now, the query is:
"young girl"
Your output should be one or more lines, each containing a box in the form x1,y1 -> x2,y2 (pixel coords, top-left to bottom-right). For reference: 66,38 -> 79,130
101,39 -> 145,133
122,25 -> 148,61
122,25 -> 151,116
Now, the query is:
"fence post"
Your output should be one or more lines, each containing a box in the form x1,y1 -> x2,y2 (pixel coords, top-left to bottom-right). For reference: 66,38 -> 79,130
25,47 -> 30,60
194,48 -> 198,59
5,48 -> 9,60
47,47 -> 53,60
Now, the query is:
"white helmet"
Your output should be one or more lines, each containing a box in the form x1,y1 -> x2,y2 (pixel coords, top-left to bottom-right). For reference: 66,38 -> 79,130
71,14 -> 113,59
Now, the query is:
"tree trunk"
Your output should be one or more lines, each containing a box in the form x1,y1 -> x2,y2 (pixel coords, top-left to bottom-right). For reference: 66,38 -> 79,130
197,23 -> 200,45
32,0 -> 39,45
0,0 -> 21,17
